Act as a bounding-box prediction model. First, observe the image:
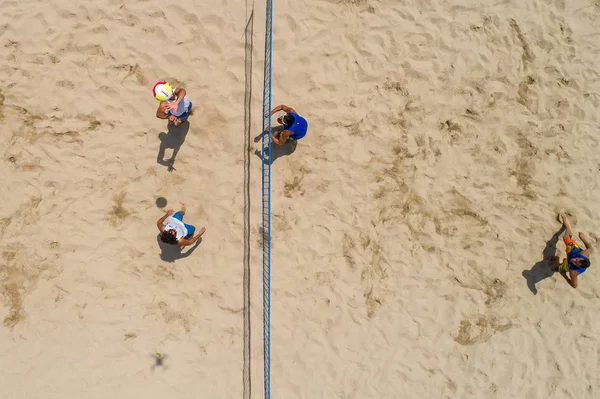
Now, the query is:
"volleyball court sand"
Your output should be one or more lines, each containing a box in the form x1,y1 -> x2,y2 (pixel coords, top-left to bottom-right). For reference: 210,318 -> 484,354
1,0 -> 600,398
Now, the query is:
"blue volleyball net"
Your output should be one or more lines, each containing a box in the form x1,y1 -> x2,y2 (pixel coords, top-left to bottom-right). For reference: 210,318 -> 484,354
260,0 -> 274,398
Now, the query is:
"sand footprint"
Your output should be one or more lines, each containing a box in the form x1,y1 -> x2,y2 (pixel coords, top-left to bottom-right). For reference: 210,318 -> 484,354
343,232 -> 387,318
108,191 -> 133,227
361,245 -> 385,318
120,63 -> 147,85
454,315 -> 513,346
283,167 -> 310,198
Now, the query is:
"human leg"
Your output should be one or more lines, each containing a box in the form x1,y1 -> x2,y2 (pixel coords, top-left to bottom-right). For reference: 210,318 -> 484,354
184,224 -> 196,239
560,214 -> 582,258
560,213 -> 573,238
550,256 -> 561,272
173,211 -> 184,221
185,226 -> 206,240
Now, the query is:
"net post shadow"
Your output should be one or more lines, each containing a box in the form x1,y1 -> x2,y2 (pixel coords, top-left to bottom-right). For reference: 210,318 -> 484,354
243,6 -> 254,399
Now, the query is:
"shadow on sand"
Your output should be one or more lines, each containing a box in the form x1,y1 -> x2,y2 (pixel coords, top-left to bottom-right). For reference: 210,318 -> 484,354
253,125 -> 297,165
156,235 -> 202,262
242,7 -> 253,399
157,120 -> 190,172
522,223 -> 565,295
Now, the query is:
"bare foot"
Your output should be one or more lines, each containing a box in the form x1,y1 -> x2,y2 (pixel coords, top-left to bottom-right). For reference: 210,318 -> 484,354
198,227 -> 206,236
180,203 -> 186,215
560,213 -> 573,237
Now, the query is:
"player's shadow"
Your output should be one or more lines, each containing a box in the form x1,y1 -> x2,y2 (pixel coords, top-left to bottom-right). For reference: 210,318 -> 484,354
156,235 -> 202,262
253,126 -> 297,165
157,120 -> 190,172
522,225 -> 565,295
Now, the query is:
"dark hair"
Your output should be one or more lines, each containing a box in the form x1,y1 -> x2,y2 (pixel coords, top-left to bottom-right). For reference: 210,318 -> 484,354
581,258 -> 591,268
282,114 -> 294,125
160,230 -> 178,245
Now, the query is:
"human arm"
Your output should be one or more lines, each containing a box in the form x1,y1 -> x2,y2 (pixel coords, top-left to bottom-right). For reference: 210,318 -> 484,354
579,232 -> 594,256
268,104 -> 296,116
156,103 -> 180,123
156,209 -> 175,231
165,88 -> 186,112
178,233 -> 202,248
271,130 -> 292,146
560,269 -> 579,289
156,102 -> 170,119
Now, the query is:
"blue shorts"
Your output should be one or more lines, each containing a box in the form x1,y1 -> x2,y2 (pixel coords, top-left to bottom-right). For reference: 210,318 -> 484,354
173,211 -> 195,238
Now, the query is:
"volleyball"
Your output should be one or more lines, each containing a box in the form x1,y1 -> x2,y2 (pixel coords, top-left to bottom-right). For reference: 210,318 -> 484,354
152,81 -> 173,101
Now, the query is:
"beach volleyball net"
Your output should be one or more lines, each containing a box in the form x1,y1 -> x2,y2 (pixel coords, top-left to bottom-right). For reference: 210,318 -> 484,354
260,0 -> 274,398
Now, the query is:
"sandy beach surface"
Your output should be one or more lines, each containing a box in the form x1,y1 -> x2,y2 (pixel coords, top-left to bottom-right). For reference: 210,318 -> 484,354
1,0 -> 600,398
